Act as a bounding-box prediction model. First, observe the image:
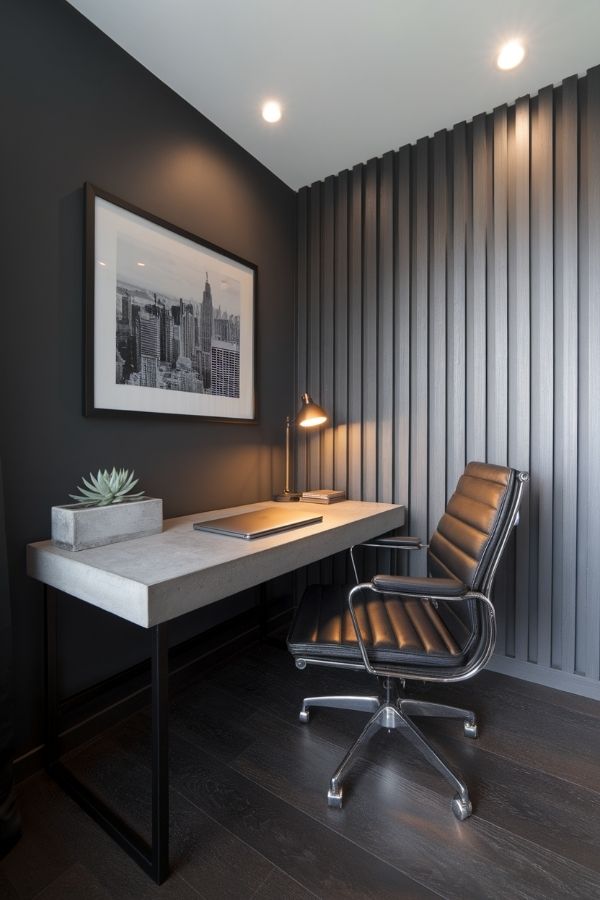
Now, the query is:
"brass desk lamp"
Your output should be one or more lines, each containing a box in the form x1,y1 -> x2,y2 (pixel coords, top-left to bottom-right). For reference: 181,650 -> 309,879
274,393 -> 328,501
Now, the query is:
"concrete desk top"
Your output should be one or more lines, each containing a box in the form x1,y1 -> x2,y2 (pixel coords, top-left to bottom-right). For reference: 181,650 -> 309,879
27,500 -> 405,628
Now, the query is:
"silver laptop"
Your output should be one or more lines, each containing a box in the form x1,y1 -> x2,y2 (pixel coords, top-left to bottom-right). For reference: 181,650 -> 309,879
193,506 -> 323,540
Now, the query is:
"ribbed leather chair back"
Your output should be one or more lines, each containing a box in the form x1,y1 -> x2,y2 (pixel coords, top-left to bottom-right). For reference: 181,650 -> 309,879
428,462 -> 515,591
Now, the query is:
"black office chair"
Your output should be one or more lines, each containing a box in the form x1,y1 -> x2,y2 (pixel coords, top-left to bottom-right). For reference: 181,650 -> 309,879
287,462 -> 528,819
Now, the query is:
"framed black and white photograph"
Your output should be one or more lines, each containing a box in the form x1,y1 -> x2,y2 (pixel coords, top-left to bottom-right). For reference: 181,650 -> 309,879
85,184 -> 256,422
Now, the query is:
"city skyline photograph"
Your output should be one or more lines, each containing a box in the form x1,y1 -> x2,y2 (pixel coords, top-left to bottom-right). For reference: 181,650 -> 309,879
89,187 -> 256,421
115,265 -> 241,399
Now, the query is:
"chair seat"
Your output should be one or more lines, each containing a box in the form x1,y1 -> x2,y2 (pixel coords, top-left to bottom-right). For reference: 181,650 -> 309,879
288,584 -> 472,667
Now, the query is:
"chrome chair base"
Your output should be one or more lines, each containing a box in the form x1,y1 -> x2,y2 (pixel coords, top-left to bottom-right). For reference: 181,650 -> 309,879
300,681 -> 476,820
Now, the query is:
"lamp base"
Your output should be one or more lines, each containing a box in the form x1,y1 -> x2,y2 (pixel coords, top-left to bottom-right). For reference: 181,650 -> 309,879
273,490 -> 301,502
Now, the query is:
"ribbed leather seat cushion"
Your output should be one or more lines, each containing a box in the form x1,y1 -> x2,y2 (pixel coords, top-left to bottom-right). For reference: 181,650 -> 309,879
288,584 -> 471,666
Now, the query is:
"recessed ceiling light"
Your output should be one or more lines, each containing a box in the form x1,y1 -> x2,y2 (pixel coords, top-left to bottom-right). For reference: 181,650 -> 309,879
262,100 -> 282,123
136,261 -> 146,267
97,260 -> 106,267
497,40 -> 525,71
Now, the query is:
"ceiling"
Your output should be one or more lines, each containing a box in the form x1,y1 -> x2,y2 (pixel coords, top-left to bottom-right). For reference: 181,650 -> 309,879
67,0 -> 600,190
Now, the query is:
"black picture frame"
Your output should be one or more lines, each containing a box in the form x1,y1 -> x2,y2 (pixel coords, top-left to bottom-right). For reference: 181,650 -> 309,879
84,183 -> 257,423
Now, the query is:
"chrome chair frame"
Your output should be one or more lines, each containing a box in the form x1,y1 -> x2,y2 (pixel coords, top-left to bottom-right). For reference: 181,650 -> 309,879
293,470 -> 528,819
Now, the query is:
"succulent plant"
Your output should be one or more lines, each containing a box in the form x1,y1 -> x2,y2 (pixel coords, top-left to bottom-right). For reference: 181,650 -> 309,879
69,468 -> 145,507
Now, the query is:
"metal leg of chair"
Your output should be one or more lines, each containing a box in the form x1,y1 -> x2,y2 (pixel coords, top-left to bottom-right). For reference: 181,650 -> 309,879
327,707 -> 387,808
399,699 -> 478,738
399,715 -> 472,820
299,695 -> 380,723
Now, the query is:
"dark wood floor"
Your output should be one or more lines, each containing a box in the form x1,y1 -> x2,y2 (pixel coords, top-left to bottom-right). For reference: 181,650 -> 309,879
2,640 -> 600,899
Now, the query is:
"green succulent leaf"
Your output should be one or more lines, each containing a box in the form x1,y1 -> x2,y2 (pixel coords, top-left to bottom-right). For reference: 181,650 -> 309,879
69,468 -> 145,507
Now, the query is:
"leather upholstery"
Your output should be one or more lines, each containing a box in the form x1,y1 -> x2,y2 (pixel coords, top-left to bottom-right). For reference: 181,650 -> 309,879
428,462 -> 515,590
287,584 -> 470,666
371,574 -> 466,596
288,461 -> 519,670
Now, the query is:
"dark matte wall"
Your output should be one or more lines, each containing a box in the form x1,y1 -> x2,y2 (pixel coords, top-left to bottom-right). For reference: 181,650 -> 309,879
0,0 -> 296,753
296,67 -> 600,701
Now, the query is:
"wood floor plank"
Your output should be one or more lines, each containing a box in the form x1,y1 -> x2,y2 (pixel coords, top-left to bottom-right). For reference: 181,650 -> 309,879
407,677 -> 600,791
4,639 -> 600,899
252,868 -> 318,900
7,773 -> 199,900
103,715 -> 436,900
32,863 -> 113,900
210,643 -> 600,792
66,729 -> 275,900
478,669 -> 600,721
168,677 -> 263,764
204,645 -> 600,877
231,709 -> 600,900
0,779 -> 72,899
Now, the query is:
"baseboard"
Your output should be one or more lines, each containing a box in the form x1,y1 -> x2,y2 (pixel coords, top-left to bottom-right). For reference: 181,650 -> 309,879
13,604 -> 294,783
488,653 -> 600,702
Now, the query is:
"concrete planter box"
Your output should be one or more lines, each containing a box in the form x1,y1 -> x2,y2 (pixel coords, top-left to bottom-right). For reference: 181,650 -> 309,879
51,497 -> 163,551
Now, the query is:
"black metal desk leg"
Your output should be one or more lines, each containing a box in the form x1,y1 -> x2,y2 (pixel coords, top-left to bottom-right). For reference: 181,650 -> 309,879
44,586 -> 59,768
151,622 -> 169,884
42,589 -> 170,884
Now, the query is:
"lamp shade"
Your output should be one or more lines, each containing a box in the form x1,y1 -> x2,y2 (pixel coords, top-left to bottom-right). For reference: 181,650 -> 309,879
295,393 -> 328,428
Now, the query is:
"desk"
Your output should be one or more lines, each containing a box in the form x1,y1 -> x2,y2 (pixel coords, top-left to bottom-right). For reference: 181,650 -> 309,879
27,499 -> 405,883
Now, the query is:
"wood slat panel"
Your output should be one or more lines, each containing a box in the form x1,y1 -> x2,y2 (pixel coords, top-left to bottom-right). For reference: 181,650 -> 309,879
530,86 -> 554,667
319,176 -> 335,584
333,171 -> 349,585
320,176 -> 335,491
467,114 -> 487,464
295,188 -> 309,493
488,106 -> 509,654
362,158 -> 378,501
488,105 -> 508,465
394,147 -> 411,511
508,96 -> 531,663
446,123 -> 467,494
553,76 -> 578,674
307,181 -> 322,492
333,171 -> 349,492
409,139 -> 429,574
378,151 -> 394,504
347,165 -> 363,500
295,69 -> 600,697
577,67 -> 600,679
428,130 -> 447,535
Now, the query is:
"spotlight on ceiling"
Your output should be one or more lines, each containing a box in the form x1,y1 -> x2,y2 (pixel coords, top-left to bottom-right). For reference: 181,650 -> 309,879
497,39 -> 526,71
262,100 -> 282,123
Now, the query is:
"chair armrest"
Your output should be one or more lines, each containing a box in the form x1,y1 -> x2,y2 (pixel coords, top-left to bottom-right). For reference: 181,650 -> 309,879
359,536 -> 424,551
371,574 -> 466,597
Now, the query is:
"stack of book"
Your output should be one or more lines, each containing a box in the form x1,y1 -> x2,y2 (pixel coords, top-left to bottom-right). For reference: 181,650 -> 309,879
300,489 -> 347,504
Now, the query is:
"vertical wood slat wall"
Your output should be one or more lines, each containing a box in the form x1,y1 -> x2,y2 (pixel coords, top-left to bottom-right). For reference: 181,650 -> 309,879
295,68 -> 600,698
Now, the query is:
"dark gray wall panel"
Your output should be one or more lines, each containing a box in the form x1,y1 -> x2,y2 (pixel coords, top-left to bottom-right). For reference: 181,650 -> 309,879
1,0 -> 296,754
296,67 -> 600,698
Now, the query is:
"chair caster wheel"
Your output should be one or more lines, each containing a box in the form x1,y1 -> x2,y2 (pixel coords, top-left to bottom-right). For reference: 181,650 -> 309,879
464,720 -> 478,739
299,709 -> 310,723
452,795 -> 472,820
327,787 -> 343,808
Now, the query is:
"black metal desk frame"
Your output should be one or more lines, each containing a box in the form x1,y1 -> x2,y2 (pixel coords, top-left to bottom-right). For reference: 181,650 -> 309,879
32,500 -> 405,885
44,586 -> 169,884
